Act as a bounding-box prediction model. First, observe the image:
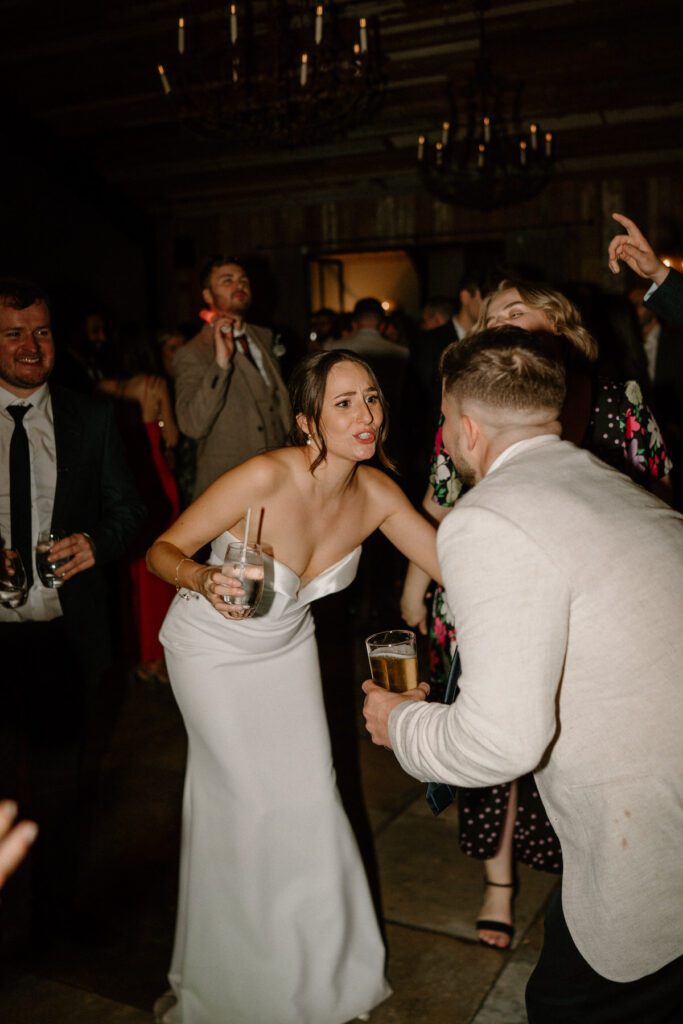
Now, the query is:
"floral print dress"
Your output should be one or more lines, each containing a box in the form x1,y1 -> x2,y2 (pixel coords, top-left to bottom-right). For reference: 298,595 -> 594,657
427,377 -> 672,871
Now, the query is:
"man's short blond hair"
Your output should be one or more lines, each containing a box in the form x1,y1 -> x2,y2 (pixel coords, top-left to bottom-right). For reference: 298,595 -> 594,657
440,326 -> 566,415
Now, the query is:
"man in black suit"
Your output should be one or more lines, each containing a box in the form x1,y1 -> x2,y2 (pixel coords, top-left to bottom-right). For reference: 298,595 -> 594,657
0,278 -> 145,946
609,211 -> 683,328
403,272 -> 484,498
609,213 -> 683,508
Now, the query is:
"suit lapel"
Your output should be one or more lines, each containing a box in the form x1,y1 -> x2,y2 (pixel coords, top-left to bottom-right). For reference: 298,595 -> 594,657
49,384 -> 83,530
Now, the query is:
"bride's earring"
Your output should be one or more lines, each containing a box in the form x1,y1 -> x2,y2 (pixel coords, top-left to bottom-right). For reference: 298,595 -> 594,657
306,434 -> 313,446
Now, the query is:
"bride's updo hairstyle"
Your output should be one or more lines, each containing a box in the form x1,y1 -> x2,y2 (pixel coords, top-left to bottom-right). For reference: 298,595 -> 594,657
288,349 -> 395,474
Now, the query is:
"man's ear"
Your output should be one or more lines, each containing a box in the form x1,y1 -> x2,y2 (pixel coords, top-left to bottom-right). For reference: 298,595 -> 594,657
202,287 -> 213,309
460,412 -> 479,451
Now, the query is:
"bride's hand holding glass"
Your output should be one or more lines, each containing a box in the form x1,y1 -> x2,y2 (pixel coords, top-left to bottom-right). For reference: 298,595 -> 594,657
194,564 -> 250,619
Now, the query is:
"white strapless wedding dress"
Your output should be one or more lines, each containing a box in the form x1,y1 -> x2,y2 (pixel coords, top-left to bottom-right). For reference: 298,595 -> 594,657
159,532 -> 390,1024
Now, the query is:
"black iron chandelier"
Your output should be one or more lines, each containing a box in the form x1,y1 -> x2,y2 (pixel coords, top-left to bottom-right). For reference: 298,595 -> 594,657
156,1 -> 384,147
416,1 -> 555,210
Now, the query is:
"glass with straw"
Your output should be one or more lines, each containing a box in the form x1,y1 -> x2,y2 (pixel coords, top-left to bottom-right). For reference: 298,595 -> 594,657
222,507 -> 264,617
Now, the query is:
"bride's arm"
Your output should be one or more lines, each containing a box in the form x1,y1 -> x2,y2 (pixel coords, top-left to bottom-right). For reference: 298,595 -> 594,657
365,473 -> 442,584
146,454 -> 280,615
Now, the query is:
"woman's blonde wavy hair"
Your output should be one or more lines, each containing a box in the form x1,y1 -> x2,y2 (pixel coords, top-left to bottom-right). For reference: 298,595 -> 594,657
474,279 -> 599,365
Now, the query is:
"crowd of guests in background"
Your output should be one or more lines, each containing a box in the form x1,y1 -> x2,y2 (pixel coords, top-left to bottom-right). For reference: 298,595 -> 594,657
1,213 -> 682,988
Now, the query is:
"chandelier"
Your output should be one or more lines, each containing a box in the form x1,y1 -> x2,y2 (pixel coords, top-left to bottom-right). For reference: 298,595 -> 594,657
156,2 -> 384,147
416,1 -> 555,210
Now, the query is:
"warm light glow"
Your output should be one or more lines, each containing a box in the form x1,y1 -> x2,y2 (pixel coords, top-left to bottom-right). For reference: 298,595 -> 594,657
300,52 -> 309,86
663,258 -> 672,267
359,17 -> 368,53
158,65 -> 171,95
381,301 -> 391,311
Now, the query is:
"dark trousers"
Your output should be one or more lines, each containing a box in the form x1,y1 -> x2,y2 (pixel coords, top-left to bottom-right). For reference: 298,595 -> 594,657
526,889 -> 683,1023
0,617 -> 96,945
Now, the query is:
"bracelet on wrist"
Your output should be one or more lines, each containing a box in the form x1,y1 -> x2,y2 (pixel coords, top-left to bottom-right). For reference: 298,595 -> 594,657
174,556 -> 194,600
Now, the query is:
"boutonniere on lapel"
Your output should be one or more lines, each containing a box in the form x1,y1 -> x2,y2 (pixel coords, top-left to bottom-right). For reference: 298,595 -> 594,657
272,333 -> 286,359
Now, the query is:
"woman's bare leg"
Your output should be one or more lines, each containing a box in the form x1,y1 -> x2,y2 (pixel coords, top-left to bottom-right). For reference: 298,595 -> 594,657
477,779 -> 518,949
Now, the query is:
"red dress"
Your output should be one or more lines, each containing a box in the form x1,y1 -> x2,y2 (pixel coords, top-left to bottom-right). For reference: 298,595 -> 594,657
128,420 -> 180,663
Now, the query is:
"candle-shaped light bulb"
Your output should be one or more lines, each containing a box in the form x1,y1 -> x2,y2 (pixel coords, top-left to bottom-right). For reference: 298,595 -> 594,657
483,116 -> 491,143
353,42 -> 361,57
530,123 -> 538,151
417,134 -> 426,161
158,64 -> 171,95
315,5 -> 323,45
178,17 -> 185,55
300,52 -> 309,87
435,141 -> 444,167
477,143 -> 485,169
544,131 -> 553,157
441,121 -> 450,146
359,17 -> 368,53
230,4 -> 238,44
519,140 -> 528,166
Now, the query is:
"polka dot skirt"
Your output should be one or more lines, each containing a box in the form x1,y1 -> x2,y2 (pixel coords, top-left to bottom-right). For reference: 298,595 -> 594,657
458,776 -> 563,874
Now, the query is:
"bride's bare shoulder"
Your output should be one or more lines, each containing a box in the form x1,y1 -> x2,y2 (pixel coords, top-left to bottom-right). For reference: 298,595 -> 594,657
357,464 -> 405,502
212,448 -> 296,495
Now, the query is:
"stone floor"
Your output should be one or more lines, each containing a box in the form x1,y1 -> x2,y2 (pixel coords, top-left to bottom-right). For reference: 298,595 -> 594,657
0,587 -> 557,1023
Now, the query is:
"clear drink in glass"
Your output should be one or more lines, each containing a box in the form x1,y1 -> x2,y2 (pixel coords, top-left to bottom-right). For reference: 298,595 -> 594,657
0,549 -> 28,608
36,530 -> 69,589
222,542 -> 264,617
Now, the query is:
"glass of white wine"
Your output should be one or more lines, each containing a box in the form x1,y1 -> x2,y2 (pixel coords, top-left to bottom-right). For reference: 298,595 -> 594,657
365,629 -> 419,693
0,549 -> 28,608
222,542 -> 265,618
35,530 -> 69,589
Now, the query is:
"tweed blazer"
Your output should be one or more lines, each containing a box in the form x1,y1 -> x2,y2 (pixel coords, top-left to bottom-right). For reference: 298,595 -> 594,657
389,437 -> 683,982
174,323 -> 291,497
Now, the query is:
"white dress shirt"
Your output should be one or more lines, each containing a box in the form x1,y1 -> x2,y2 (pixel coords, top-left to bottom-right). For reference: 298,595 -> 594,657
234,329 -> 270,385
0,383 -> 62,621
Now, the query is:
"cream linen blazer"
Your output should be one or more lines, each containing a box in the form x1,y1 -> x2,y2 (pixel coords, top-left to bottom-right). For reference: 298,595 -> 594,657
390,437 -> 683,982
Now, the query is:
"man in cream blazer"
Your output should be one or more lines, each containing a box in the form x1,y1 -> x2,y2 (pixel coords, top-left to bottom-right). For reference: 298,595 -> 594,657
174,257 -> 291,497
364,326 -> 683,1021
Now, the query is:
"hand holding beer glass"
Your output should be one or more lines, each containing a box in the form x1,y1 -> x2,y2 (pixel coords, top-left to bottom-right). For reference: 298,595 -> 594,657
365,629 -> 419,693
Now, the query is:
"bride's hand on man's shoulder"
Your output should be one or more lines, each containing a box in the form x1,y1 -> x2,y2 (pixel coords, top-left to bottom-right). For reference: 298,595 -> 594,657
196,566 -> 247,618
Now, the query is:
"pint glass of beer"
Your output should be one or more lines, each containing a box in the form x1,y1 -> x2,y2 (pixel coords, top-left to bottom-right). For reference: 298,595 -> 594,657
365,630 -> 418,693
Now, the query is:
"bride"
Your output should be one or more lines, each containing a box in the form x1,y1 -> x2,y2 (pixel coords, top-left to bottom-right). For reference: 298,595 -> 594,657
147,349 -> 439,1024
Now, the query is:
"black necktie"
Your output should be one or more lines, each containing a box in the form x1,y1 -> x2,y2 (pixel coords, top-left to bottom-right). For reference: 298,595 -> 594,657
8,405 -> 33,588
